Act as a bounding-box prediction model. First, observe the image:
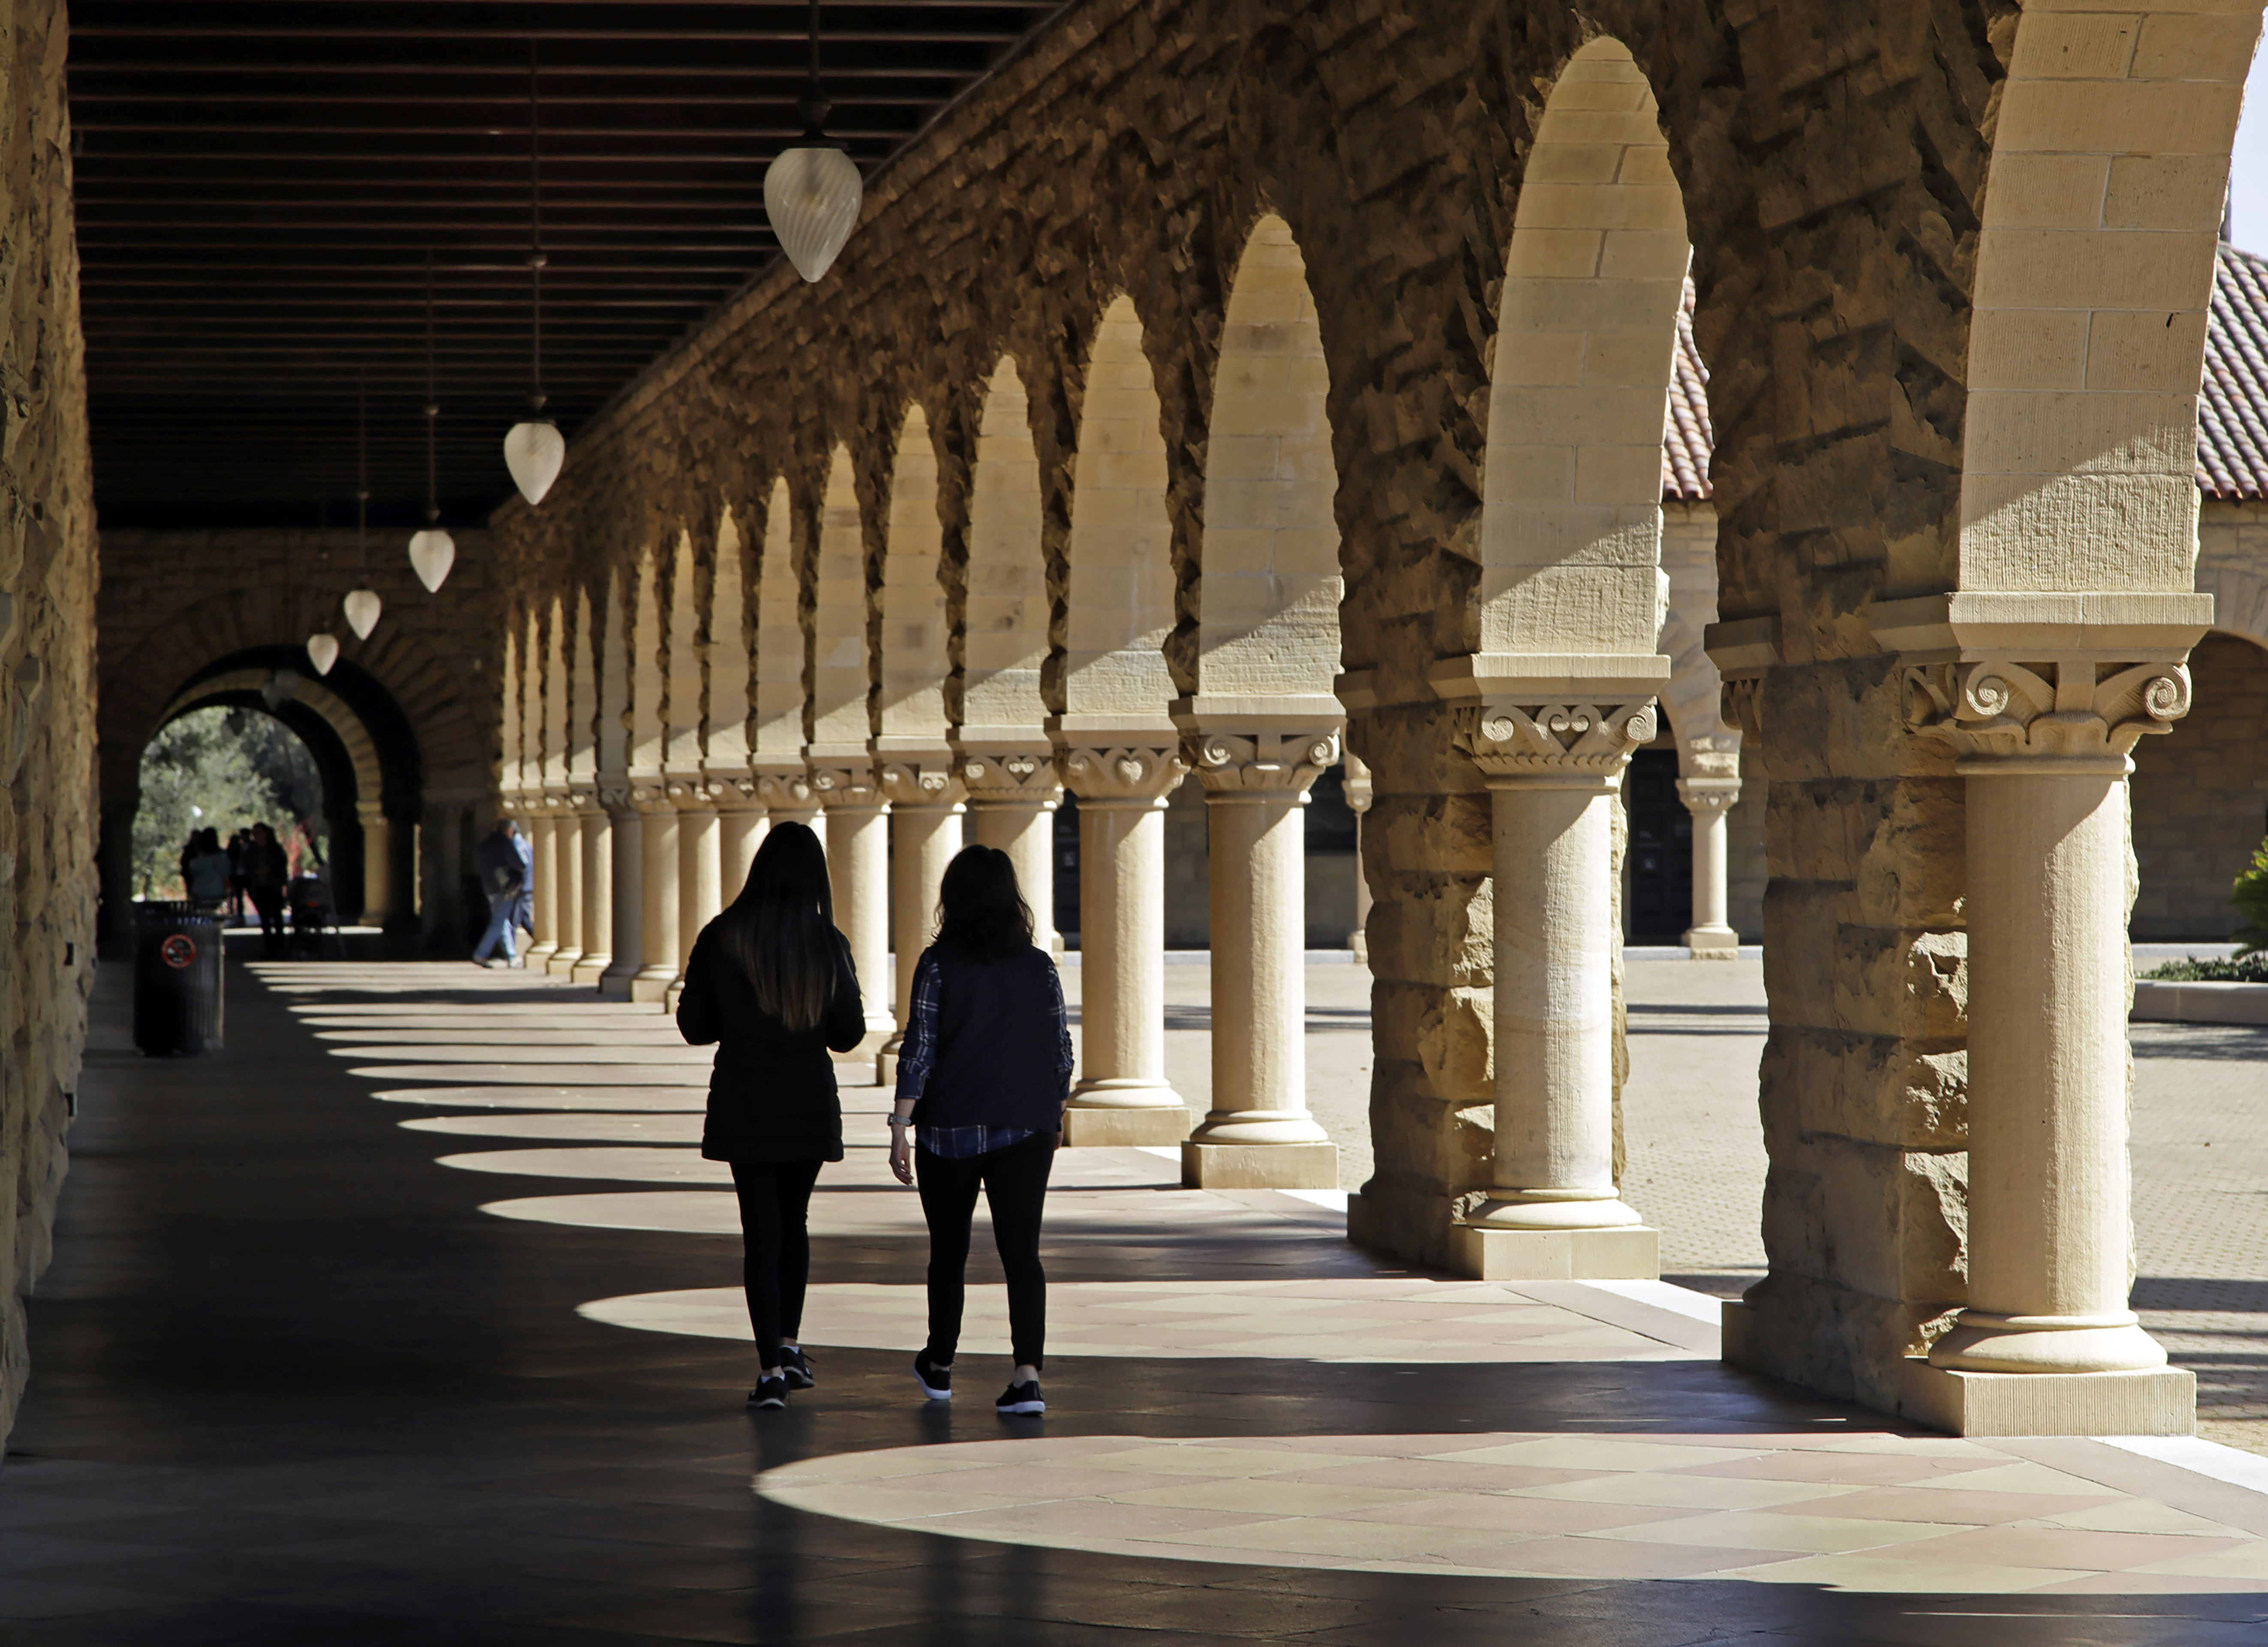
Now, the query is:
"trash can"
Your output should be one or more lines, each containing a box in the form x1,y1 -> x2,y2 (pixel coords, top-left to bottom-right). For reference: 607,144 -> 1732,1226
133,900 -> 224,1055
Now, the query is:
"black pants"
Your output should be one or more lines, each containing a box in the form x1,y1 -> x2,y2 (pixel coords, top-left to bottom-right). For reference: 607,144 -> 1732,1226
729,1159 -> 824,1371
247,886 -> 286,955
916,1132 -> 1054,1369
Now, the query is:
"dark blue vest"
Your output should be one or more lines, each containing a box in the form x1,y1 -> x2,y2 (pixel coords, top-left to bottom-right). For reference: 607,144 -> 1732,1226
915,944 -> 1067,1134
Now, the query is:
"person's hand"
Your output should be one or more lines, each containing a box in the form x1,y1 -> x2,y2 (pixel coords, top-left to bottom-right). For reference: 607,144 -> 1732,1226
889,1128 -> 913,1185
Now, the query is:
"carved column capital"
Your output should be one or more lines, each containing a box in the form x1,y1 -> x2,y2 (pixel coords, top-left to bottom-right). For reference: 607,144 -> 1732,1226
1451,700 -> 1656,786
959,748 -> 1063,808
627,781 -> 675,817
809,760 -> 884,810
1676,778 -> 1741,816
1905,656 -> 2191,771
1183,727 -> 1341,798
1340,750 -> 1373,815
877,756 -> 967,810
707,774 -> 764,813
753,771 -> 815,812
596,782 -> 638,816
1058,744 -> 1188,806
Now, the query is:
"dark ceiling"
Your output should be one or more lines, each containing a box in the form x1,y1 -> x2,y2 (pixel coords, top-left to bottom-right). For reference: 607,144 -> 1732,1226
69,1 -> 1062,531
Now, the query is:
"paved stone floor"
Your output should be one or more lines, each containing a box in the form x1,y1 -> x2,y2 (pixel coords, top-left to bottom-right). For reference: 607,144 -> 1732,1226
4,950 -> 2268,1640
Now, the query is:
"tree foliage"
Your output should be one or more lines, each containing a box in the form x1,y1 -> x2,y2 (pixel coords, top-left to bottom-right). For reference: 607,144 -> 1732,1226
2232,837 -> 2268,957
132,707 -> 325,898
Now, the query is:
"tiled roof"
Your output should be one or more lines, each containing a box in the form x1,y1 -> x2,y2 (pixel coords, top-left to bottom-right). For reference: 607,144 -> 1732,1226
2200,242 -> 2268,501
1664,244 -> 2268,504
1662,281 -> 1713,503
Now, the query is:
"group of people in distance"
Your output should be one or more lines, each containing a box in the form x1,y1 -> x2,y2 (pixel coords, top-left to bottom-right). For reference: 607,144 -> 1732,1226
177,820 -> 307,958
678,825 -> 1069,1417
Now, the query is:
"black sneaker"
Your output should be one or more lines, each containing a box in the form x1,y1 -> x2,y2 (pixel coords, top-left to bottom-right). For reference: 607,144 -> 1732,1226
912,1352 -> 952,1402
996,1379 -> 1045,1416
749,1375 -> 787,1410
780,1345 -> 815,1391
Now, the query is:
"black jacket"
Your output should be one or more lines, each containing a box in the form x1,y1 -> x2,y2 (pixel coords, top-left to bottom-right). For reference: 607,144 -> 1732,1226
676,919 -> 867,1162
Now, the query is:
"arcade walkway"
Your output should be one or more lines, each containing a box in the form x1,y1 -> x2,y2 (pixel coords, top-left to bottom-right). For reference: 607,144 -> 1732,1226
5,954 -> 2268,1641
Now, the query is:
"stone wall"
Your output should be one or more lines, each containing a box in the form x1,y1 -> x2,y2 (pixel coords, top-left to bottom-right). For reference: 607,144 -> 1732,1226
0,0 -> 99,1443
2132,632 -> 2268,941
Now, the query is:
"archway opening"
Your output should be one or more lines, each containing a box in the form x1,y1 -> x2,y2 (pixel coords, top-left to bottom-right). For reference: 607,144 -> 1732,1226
133,704 -> 328,908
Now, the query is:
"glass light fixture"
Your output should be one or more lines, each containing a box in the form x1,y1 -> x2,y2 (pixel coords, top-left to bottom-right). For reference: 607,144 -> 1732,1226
306,633 -> 340,676
506,50 -> 563,506
410,248 -> 457,592
345,368 -> 383,639
764,0 -> 861,283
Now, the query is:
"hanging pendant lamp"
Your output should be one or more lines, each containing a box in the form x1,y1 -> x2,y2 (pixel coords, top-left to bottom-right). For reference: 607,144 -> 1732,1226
409,248 -> 458,591
764,0 -> 861,282
345,368 -> 383,639
306,633 -> 340,676
506,49 -> 565,506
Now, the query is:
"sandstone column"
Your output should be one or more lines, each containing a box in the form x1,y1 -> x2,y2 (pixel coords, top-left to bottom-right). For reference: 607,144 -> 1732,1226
547,802 -> 585,977
668,783 -> 722,1008
876,757 -> 964,1081
716,782 -> 766,908
357,800 -> 395,927
1453,701 -> 1658,1280
1677,775 -> 1741,958
629,787 -> 679,1004
598,791 -> 642,997
1343,751 -> 1373,962
1901,643 -> 2200,1435
572,796 -> 613,986
812,761 -> 893,1053
960,748 -> 1061,953
523,809 -> 560,969
1178,728 -> 1339,1189
1058,744 -> 1190,1146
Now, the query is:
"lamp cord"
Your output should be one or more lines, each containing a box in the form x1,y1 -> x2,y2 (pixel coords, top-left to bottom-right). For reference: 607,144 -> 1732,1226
424,248 -> 440,524
528,45 -> 546,418
355,366 -> 369,578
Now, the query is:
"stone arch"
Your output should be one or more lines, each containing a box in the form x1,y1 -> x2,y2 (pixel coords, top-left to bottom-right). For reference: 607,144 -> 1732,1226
960,357 -> 1049,740
807,444 -> 869,759
751,476 -> 807,786
706,505 -> 752,776
1469,34 -> 1685,678
879,406 -> 951,745
160,667 -> 383,815
626,545 -> 666,777
1191,213 -> 1342,709
1063,294 -> 1176,726
1958,4 -> 2260,596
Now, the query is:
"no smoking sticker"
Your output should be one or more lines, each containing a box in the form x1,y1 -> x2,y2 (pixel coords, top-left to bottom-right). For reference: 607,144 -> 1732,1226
160,934 -> 196,969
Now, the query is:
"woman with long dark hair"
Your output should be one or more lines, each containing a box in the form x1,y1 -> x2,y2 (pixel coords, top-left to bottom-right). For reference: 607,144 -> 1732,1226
678,821 -> 866,1410
888,844 -> 1074,1416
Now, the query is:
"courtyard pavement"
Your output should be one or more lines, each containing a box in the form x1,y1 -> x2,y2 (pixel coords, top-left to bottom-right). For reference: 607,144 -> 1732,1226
0,949 -> 2266,1640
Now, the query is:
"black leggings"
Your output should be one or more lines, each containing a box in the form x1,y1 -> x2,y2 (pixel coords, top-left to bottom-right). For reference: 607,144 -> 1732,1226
915,1132 -> 1055,1369
729,1159 -> 824,1371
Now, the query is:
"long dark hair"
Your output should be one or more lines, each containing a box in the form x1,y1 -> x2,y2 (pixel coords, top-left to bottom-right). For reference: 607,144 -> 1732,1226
934,844 -> 1033,963
717,822 -> 838,1030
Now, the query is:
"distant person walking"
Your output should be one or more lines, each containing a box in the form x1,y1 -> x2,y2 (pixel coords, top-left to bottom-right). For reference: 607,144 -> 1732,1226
510,816 -> 535,944
183,828 -> 232,912
225,827 -> 250,924
242,821 -> 290,957
676,822 -> 866,1411
472,818 -> 526,968
889,845 -> 1073,1418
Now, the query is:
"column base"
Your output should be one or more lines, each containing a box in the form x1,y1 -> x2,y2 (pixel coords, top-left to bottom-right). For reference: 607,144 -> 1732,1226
1683,923 -> 1740,958
629,965 -> 676,1004
571,954 -> 611,987
1449,1223 -> 1660,1281
663,977 -> 685,1015
1182,1140 -> 1337,1190
1064,1103 -> 1191,1147
523,942 -> 560,970
1900,1360 -> 2196,1437
545,951 -> 582,980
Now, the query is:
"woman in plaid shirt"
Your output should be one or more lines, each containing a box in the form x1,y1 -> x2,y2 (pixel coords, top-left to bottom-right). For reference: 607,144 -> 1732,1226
889,845 -> 1074,1416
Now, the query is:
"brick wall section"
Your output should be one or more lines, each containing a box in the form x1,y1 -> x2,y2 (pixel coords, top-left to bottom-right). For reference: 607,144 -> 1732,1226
0,0 -> 99,1443
2132,633 -> 2268,942
488,0 -> 2021,1406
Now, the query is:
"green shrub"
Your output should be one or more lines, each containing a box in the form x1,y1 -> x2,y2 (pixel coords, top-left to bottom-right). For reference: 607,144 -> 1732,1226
2236,837 -> 2268,957
2140,953 -> 2268,983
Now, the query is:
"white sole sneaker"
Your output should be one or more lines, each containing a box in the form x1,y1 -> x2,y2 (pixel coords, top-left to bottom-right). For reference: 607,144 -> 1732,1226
913,1355 -> 952,1401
